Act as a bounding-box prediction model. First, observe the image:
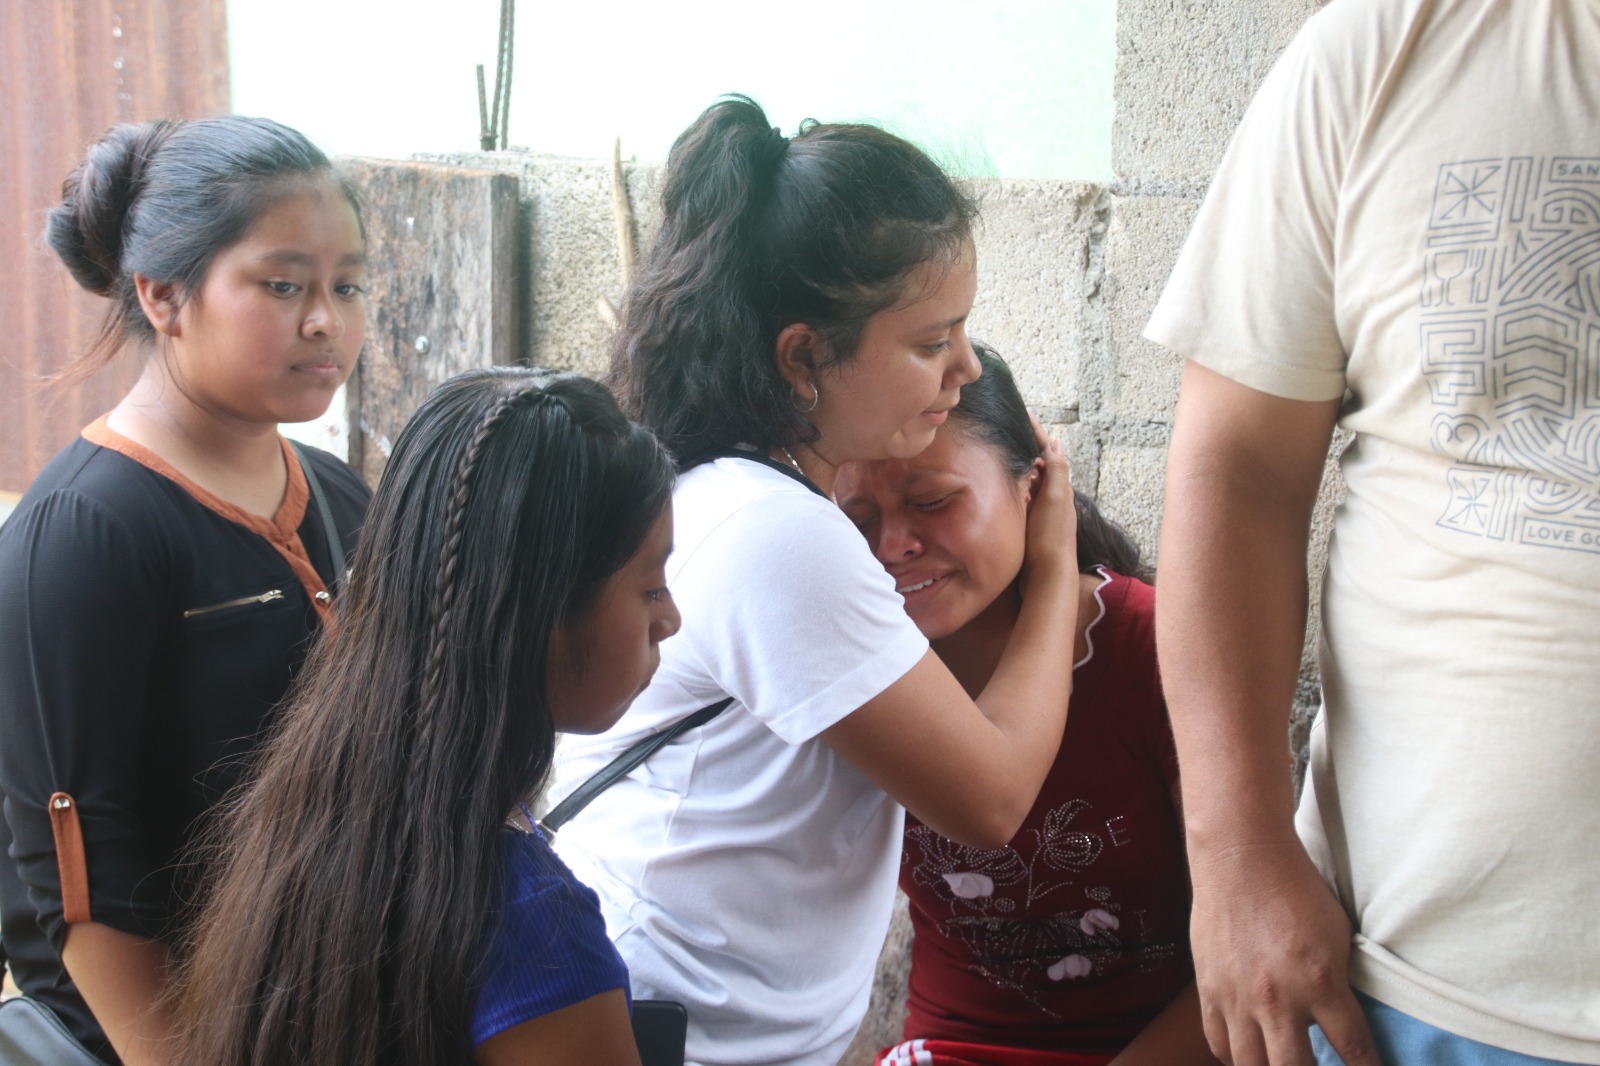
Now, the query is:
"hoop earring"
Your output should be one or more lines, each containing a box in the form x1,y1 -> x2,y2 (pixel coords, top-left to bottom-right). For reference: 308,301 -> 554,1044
796,382 -> 820,413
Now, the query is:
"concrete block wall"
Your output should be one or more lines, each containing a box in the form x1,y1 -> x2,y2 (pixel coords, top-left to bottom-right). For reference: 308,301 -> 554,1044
1107,0 -> 1332,697
1114,0 -> 1322,189
418,6 -> 1346,1055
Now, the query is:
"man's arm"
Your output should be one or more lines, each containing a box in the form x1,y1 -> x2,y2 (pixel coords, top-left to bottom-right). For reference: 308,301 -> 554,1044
1157,361 -> 1378,1066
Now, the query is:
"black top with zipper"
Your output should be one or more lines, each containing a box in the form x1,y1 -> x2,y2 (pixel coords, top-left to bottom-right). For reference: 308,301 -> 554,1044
0,432 -> 368,1063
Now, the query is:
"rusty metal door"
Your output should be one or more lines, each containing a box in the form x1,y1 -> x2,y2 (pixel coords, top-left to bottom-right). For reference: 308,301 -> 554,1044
0,0 -> 229,492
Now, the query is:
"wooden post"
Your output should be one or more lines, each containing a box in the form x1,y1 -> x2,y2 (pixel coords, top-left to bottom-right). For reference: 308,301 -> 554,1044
340,159 -> 521,485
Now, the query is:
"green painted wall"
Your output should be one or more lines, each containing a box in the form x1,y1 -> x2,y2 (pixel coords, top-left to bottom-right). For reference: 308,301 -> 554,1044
229,0 -> 1114,180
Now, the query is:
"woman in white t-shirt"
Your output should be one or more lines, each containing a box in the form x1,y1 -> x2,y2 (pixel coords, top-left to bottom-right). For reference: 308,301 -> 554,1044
549,94 -> 1080,1066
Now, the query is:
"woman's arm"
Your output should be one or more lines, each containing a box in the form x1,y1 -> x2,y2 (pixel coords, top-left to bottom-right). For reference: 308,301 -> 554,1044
475,990 -> 642,1066
821,433 -> 1079,848
0,489 -> 173,1056
59,923 -> 175,1066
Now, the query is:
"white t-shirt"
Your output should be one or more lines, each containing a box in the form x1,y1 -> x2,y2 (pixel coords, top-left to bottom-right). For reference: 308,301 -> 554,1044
1147,0 -> 1600,1059
550,456 -> 929,1066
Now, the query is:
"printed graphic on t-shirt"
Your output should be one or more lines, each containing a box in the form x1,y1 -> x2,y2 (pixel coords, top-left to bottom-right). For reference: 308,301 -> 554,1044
1420,155 -> 1600,555
904,799 -> 1179,1019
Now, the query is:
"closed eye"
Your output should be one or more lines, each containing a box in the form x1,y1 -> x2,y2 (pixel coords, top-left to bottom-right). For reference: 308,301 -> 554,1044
912,494 -> 953,511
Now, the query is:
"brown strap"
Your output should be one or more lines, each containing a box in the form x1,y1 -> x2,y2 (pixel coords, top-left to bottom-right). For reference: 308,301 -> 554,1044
48,793 -> 91,924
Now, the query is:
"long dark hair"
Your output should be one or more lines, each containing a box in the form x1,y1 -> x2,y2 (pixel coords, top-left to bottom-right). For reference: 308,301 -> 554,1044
44,115 -> 363,382
169,368 -> 674,1066
611,94 -> 977,463
952,345 -> 1149,580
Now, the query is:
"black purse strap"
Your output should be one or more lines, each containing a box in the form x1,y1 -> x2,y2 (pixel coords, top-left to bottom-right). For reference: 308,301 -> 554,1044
677,445 -> 827,498
538,450 -> 803,838
289,441 -> 347,592
538,697 -> 734,837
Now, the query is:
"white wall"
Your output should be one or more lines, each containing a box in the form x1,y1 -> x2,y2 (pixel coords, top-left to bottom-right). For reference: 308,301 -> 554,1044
228,0 -> 1114,180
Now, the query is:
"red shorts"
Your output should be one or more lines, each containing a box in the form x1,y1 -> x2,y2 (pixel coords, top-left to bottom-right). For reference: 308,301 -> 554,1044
876,1039 -> 1114,1066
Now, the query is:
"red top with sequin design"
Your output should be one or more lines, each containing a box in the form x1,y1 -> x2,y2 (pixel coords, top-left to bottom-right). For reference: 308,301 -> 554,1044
900,570 -> 1192,1054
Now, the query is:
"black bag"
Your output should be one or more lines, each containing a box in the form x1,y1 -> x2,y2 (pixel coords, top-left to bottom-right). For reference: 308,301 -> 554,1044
630,1000 -> 688,1066
0,996 -> 102,1066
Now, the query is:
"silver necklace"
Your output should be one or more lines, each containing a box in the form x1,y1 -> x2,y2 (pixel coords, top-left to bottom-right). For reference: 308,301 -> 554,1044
780,447 -> 806,478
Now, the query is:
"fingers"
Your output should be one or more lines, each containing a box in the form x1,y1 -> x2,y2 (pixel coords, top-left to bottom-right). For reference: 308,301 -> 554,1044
1029,411 -> 1069,461
1187,846 -> 1369,1066
1195,986 -> 1376,1066
1030,442 -> 1074,512
1199,996 -> 1238,1064
1024,411 -> 1072,507
1196,982 -> 1286,1066
1017,412 -> 1076,589
1030,420 -> 1069,479
1259,1012 -> 1319,1066
1225,1025 -> 1269,1066
1311,990 -> 1383,1065
1042,438 -> 1072,497
1028,410 -> 1050,452
1200,1010 -> 1314,1066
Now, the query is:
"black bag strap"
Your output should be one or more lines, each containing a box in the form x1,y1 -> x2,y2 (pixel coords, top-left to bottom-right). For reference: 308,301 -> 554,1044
538,449 -> 805,838
678,445 -> 826,498
538,697 -> 734,837
289,441 -> 347,592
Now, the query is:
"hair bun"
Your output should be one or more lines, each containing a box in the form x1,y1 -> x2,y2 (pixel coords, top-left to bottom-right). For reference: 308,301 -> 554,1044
45,120 -> 181,295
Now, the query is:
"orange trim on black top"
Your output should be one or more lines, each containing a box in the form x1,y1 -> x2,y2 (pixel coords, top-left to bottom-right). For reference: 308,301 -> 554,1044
48,793 -> 90,924
81,417 -> 335,629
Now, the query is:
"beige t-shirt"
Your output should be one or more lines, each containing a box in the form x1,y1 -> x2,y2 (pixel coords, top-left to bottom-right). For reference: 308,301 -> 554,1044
1147,0 -> 1600,1058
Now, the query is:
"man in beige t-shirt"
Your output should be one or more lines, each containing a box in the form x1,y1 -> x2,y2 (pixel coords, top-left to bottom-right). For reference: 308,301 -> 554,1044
1147,0 -> 1600,1063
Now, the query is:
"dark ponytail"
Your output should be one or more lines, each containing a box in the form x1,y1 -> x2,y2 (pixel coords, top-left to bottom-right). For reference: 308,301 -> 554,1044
951,344 -> 1150,580
44,115 -> 362,383
611,94 -> 977,464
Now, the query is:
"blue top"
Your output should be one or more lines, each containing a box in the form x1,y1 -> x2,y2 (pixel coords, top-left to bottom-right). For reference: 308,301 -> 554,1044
471,828 -> 631,1047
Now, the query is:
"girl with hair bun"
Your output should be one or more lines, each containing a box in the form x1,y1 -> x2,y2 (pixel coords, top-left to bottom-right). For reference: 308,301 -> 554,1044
0,115 -> 370,1064
550,95 -> 1081,1065
170,367 -> 679,1066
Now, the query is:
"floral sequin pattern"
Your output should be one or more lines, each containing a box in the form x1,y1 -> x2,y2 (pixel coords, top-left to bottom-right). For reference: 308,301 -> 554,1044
906,798 -> 1101,913
906,797 -> 1176,1018
905,828 -> 1028,913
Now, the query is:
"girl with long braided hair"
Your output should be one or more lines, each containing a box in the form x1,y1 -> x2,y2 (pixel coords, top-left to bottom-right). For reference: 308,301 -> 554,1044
167,367 -> 678,1066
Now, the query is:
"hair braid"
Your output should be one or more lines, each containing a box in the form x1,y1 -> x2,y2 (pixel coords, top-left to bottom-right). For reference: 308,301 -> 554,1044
417,385 -> 552,716
166,367 -> 677,1066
